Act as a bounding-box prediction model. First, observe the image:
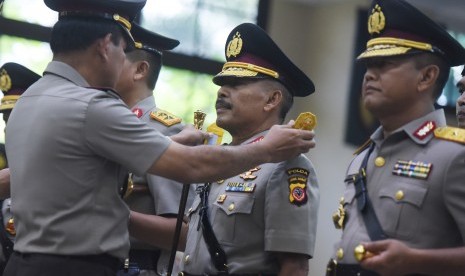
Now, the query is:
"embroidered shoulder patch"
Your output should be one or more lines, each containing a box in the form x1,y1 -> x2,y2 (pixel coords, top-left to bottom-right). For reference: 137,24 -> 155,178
150,109 -> 182,126
434,126 -> 465,145
288,175 -> 308,206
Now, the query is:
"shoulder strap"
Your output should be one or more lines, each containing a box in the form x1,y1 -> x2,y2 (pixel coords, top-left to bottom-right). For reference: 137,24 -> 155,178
199,184 -> 228,273
434,126 -> 465,144
150,109 -> 182,126
353,143 -> 388,241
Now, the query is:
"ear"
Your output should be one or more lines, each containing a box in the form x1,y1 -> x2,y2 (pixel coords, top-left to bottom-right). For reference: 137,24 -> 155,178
417,64 -> 439,93
96,33 -> 113,61
263,89 -> 283,112
134,61 -> 150,81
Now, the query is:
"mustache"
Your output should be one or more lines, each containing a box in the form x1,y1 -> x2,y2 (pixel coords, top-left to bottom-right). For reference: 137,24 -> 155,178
215,99 -> 232,109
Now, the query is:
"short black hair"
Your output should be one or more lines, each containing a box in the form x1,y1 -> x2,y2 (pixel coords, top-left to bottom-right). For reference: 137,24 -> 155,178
125,49 -> 162,90
411,52 -> 450,100
50,17 -> 124,54
262,79 -> 293,122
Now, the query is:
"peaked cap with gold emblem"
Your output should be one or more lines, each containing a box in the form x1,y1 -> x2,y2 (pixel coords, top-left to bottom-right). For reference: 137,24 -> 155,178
132,23 -> 180,54
0,63 -> 40,112
358,0 -> 465,66
213,23 -> 315,97
44,0 -> 147,45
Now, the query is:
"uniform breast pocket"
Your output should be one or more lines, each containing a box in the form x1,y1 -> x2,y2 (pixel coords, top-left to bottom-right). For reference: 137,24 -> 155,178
378,181 -> 428,239
211,194 -> 255,246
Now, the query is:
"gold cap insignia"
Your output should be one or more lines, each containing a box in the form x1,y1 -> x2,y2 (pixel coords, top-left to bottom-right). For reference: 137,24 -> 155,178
0,68 -> 12,92
226,31 -> 243,58
368,4 -> 385,35
293,112 -> 317,131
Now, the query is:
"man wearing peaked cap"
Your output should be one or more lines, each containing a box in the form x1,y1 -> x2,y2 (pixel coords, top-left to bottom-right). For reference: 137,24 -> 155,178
328,0 -> 465,275
44,0 -> 146,45
179,23 -> 320,276
4,0 -> 316,275
0,62 -> 38,273
114,24 -> 195,276
213,22 -> 315,97
456,68 -> 465,129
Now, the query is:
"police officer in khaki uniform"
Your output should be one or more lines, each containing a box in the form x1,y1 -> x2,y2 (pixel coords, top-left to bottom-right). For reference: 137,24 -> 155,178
456,68 -> 465,129
0,62 -> 40,272
179,23 -> 320,276
328,0 -> 465,275
116,24 -> 195,275
4,0 -> 316,275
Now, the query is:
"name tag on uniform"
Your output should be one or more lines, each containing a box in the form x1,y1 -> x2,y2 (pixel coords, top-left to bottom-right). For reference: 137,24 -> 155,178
225,182 -> 256,193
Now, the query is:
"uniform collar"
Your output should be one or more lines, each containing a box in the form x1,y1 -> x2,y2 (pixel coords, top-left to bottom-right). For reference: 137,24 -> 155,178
133,96 -> 155,111
44,61 -> 89,88
371,109 -> 446,145
241,130 -> 269,145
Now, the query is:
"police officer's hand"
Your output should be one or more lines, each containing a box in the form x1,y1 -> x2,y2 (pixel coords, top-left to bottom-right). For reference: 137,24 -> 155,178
261,121 -> 315,163
360,239 -> 414,276
170,124 -> 210,146
0,168 -> 10,200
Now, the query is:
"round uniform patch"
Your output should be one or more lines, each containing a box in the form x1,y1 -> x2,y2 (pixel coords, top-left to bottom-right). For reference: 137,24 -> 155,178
292,186 -> 305,201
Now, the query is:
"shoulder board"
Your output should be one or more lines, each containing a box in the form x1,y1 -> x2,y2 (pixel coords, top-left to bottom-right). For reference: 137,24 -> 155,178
434,126 -> 465,145
353,139 -> 372,155
150,109 -> 182,126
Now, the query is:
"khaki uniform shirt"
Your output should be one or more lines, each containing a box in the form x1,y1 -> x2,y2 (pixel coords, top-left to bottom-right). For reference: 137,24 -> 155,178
333,109 -> 465,264
125,96 -> 195,274
182,132 -> 320,274
5,61 -> 171,259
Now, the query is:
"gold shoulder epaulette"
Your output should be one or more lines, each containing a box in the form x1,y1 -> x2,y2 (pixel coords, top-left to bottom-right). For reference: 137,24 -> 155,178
353,139 -> 372,155
434,126 -> 465,145
150,109 -> 182,126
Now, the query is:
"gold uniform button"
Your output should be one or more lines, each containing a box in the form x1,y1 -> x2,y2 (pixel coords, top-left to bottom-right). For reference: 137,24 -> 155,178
395,190 -> 404,201
184,255 -> 190,264
228,203 -> 235,211
178,273 -> 185,276
374,156 -> 385,167
336,248 -> 344,260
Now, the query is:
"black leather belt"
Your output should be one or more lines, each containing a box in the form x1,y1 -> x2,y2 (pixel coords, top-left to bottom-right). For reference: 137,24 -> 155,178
128,249 -> 160,270
14,251 -> 121,270
178,272 -> 276,276
326,259 -> 378,276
